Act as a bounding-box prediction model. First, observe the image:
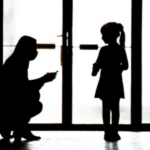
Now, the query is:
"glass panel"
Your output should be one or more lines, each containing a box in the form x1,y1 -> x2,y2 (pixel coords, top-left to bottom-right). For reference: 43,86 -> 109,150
73,48 -> 102,124
4,0 -> 62,46
73,0 -> 131,124
73,0 -> 131,47
4,0 -> 62,123
142,0 -> 150,123
28,48 -> 62,123
120,48 -> 131,124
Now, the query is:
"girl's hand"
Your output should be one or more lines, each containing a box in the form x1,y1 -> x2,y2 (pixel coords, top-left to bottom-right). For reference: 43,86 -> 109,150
43,72 -> 57,83
119,65 -> 123,73
92,62 -> 100,76
93,62 -> 100,68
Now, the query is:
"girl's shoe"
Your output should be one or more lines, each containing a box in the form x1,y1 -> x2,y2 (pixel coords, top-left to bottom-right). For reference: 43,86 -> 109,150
111,133 -> 121,141
104,133 -> 112,142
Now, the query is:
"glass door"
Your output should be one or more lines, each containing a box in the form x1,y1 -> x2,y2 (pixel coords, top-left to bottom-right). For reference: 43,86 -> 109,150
3,0 -> 62,123
72,0 -> 131,124
3,0 -> 145,129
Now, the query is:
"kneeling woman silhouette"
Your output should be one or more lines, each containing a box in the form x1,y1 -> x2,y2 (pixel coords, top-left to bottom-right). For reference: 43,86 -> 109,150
92,22 -> 128,141
1,36 -> 58,143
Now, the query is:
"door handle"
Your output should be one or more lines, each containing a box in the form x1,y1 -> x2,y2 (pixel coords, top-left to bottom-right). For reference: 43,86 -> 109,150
57,35 -> 63,37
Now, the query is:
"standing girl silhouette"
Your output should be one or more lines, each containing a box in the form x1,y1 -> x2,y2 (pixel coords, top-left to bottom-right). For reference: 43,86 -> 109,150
92,22 -> 128,141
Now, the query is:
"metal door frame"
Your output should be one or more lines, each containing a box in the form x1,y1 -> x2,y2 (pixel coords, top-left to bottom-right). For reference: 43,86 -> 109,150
1,0 -> 149,131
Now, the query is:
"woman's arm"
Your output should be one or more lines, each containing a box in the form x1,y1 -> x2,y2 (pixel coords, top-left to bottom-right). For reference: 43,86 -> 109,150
29,72 -> 57,91
29,76 -> 45,91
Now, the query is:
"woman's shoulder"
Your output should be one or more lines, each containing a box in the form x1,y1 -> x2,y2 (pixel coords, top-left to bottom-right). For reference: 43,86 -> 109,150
3,55 -> 17,67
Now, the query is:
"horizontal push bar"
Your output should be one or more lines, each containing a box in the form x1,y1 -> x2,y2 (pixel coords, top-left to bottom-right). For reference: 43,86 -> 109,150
80,44 -> 98,50
37,44 -> 55,49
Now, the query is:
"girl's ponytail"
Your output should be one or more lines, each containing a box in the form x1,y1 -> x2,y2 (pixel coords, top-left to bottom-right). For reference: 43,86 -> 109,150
118,23 -> 125,48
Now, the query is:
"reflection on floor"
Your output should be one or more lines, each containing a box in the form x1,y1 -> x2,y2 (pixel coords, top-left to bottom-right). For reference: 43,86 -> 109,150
0,131 -> 150,150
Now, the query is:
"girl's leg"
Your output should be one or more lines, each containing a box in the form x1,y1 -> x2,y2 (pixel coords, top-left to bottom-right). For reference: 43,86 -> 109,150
111,98 -> 120,127
102,99 -> 111,127
102,99 -> 111,141
111,98 -> 121,140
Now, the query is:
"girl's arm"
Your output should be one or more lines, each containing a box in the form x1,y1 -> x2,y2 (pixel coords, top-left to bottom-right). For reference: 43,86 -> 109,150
92,48 -> 103,76
120,48 -> 128,72
92,62 -> 100,76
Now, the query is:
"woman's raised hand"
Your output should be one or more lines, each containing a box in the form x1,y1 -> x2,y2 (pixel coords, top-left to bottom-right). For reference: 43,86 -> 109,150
43,71 -> 58,83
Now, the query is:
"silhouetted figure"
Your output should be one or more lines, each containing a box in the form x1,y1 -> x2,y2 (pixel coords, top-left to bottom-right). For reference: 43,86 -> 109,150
0,36 -> 57,143
92,22 -> 128,141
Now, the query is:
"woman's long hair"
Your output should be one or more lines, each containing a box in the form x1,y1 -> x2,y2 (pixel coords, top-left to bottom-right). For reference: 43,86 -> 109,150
13,35 -> 36,58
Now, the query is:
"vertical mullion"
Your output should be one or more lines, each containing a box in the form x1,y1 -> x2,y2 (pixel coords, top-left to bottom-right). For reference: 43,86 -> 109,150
0,0 -> 3,67
62,0 -> 73,125
131,0 -> 142,129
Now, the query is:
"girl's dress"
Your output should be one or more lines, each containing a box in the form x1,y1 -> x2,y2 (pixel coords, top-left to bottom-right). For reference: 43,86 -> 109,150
93,44 -> 128,100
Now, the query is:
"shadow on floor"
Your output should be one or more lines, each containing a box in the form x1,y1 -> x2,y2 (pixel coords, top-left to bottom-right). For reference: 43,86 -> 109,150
105,141 -> 119,150
0,139 -> 31,150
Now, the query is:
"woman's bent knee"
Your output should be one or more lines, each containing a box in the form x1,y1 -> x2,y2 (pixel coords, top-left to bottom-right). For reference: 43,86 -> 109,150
37,102 -> 43,114
32,102 -> 43,116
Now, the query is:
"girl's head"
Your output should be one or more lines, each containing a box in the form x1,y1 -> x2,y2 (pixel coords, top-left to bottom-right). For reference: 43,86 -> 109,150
13,36 -> 38,61
100,22 -> 125,48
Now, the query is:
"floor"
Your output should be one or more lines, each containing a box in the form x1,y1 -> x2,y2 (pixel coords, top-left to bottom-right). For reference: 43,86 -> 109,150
0,131 -> 150,150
